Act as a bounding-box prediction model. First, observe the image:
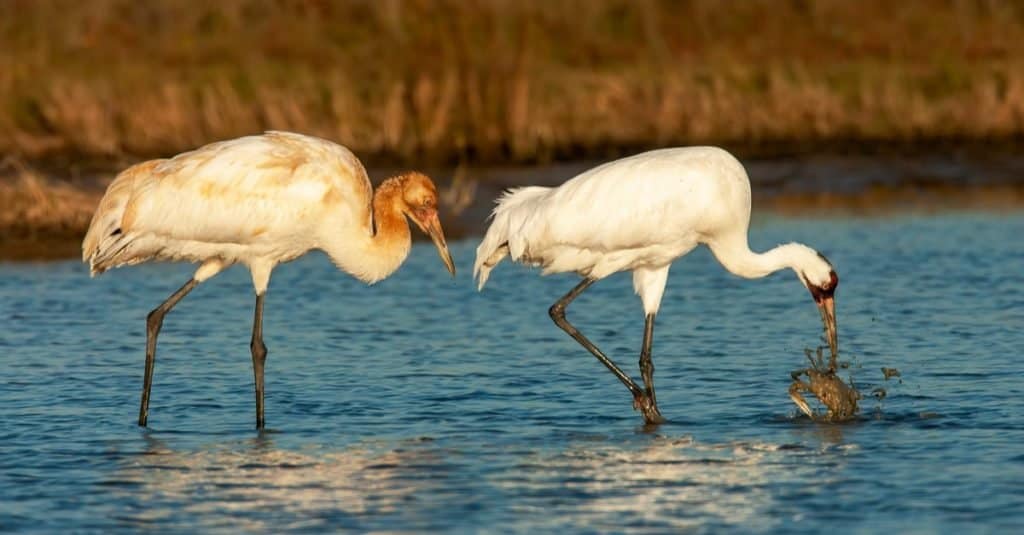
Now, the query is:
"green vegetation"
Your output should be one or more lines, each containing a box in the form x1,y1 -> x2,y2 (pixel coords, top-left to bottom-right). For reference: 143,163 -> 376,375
2,0 -> 1024,165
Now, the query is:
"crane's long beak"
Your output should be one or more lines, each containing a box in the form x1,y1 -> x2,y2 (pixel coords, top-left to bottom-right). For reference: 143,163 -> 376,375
817,295 -> 838,363
423,212 -> 456,276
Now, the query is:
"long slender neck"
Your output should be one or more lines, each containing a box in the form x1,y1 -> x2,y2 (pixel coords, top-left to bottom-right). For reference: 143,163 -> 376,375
707,232 -> 810,280
323,177 -> 411,284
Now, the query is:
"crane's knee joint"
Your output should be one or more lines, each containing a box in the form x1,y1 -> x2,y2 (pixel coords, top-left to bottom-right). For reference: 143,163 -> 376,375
548,303 -> 565,321
146,309 -> 164,332
250,339 -> 267,361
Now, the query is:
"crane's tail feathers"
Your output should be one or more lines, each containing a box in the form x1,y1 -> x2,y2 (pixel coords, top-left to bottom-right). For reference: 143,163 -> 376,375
82,209 -> 125,266
85,232 -> 136,276
473,186 -> 549,290
82,163 -> 146,274
473,243 -> 509,291
473,219 -> 508,290
83,213 -> 133,276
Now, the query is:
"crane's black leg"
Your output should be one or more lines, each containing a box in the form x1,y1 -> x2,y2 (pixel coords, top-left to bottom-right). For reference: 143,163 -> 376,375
250,292 -> 268,429
638,313 -> 664,423
549,278 -> 664,424
140,278 -> 200,427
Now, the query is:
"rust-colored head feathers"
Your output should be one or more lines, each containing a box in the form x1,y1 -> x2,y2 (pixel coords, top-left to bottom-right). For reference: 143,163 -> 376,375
397,172 -> 439,210
375,172 -> 455,276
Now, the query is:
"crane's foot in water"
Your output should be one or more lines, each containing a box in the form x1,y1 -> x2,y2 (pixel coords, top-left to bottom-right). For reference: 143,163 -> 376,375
633,393 -> 666,425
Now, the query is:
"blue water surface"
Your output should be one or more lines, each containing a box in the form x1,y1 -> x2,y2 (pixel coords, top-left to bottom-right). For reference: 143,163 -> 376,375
1,213 -> 1022,533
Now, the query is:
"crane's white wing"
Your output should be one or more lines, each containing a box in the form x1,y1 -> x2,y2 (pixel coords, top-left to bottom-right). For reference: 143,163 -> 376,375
474,146 -> 753,283
534,147 -> 750,252
126,132 -> 370,242
84,132 -> 372,273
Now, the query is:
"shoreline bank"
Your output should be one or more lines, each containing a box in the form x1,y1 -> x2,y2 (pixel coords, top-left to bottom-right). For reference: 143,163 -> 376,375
4,148 -> 1023,261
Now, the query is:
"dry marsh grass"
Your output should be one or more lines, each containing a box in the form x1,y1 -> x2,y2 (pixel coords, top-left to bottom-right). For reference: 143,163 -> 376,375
3,0 -> 1024,164
0,157 -> 102,259
0,159 -> 98,233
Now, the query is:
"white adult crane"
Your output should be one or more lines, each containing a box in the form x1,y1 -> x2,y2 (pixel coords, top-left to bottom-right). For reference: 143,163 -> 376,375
474,147 -> 838,424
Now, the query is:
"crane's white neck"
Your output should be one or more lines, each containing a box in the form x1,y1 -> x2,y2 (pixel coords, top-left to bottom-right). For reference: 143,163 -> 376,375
708,233 -> 822,281
321,178 -> 411,284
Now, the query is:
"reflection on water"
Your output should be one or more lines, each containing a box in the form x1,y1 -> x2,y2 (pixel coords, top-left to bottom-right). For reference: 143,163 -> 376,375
112,436 -> 445,531
498,437 -> 853,532
1,213 -> 1023,531
108,433 -> 856,532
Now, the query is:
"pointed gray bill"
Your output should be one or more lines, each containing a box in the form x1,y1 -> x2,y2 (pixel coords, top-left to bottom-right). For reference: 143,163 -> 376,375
424,212 -> 456,276
817,295 -> 838,363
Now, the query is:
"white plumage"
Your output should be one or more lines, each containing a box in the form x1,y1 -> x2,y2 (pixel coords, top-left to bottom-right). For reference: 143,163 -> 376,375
84,131 -> 455,429
83,131 -> 438,289
474,146 -> 839,423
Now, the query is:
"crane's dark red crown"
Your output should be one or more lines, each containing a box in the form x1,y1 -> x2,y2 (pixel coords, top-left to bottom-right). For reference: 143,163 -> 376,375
808,270 -> 839,303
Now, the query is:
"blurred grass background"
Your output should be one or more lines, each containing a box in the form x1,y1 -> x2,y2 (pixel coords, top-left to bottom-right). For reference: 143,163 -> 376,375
3,0 -> 1024,257
3,0 -> 1024,166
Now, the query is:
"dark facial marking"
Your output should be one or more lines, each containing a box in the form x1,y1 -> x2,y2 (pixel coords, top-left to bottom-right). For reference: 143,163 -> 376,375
412,202 -> 436,221
807,270 -> 839,303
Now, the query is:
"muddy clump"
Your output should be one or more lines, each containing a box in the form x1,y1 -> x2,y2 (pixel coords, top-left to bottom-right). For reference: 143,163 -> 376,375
871,367 -> 903,401
789,347 -> 861,422
881,367 -> 901,380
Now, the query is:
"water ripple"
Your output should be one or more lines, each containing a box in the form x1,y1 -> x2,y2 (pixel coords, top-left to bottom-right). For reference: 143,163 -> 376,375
1,213 -> 1023,531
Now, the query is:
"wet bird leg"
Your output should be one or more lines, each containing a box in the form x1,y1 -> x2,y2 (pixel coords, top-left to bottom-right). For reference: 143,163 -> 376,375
250,293 -> 268,429
637,314 -> 664,423
140,278 -> 199,427
549,278 -> 664,424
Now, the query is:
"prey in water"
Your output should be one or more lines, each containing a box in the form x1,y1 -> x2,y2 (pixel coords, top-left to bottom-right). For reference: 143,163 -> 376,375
789,347 -> 860,421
